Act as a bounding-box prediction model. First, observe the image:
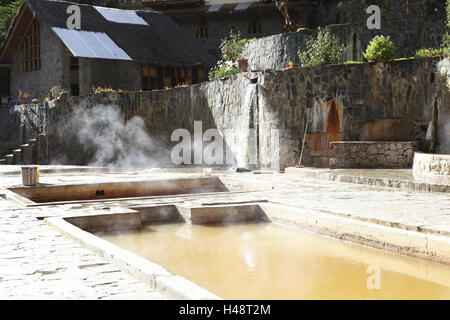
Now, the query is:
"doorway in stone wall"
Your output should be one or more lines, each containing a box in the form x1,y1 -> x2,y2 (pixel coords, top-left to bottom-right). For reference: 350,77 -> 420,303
326,100 -> 341,156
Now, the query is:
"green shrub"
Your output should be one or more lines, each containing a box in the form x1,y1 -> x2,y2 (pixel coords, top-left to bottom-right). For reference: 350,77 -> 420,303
208,61 -> 241,80
239,38 -> 257,45
415,47 -> 449,58
443,32 -> 450,48
363,35 -> 397,63
298,27 -> 348,67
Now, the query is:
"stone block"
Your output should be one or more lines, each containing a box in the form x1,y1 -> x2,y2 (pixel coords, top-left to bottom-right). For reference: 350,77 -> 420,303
360,158 -> 370,167
367,145 -> 377,155
330,157 -> 339,168
343,158 -> 356,168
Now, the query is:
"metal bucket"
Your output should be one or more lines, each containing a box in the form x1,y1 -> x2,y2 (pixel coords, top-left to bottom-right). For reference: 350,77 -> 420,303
21,166 -> 39,186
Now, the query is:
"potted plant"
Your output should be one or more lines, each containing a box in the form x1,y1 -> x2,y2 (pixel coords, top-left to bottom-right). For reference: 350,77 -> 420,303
237,57 -> 248,71
18,89 -> 30,104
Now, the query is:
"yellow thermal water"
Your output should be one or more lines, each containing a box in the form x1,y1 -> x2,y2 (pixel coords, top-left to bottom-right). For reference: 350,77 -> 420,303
100,222 -> 450,299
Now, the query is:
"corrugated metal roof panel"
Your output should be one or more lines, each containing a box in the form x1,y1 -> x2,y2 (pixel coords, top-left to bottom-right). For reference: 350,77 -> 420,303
94,6 -> 148,25
207,4 -> 223,12
235,2 -> 252,11
52,28 -> 132,61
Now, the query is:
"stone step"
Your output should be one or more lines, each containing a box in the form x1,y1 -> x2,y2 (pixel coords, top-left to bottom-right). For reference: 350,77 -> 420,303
13,149 -> 22,164
5,154 -> 13,164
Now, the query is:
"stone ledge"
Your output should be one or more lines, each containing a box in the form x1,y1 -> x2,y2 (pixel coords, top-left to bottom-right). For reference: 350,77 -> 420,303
285,167 -> 450,193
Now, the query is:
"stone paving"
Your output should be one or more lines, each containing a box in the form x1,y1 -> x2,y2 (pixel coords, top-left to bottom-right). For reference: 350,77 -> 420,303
0,165 -> 449,299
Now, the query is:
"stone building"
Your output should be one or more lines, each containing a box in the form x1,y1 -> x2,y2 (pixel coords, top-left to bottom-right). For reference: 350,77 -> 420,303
140,0 -> 446,60
0,0 -> 215,101
147,0 -> 315,58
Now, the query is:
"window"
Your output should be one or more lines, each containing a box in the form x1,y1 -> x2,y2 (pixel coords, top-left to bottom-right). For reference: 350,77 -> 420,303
142,65 -> 205,91
19,20 -> 40,73
248,19 -> 262,34
70,57 -> 79,96
352,34 -> 358,61
195,20 -> 208,39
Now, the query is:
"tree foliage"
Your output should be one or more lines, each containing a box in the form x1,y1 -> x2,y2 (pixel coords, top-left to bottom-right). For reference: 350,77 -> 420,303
0,0 -> 23,44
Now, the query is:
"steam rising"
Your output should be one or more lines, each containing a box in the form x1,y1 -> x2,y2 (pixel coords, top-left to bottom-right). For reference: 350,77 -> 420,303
70,104 -> 168,168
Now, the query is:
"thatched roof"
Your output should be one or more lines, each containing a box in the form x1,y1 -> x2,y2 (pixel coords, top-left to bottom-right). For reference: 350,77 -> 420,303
0,0 -> 215,67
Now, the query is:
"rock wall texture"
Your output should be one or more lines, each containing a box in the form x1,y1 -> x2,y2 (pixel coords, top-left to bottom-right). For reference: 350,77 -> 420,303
257,58 -> 443,168
1,57 -> 448,170
243,8 -> 445,71
2,73 -> 259,168
435,58 -> 450,154
413,152 -> 450,176
330,141 -> 418,169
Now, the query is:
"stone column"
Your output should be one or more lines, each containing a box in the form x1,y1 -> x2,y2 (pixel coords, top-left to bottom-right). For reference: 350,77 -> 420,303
21,144 -> 32,164
13,149 -> 22,164
29,139 -> 37,163
37,134 -> 48,164
79,58 -> 92,96
5,154 -> 13,164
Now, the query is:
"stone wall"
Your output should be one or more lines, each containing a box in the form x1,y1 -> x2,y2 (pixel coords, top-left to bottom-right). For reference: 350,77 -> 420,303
4,72 -> 259,168
2,57 -> 448,170
435,58 -> 450,154
257,58 -> 441,168
243,7 -> 445,71
329,141 -> 418,169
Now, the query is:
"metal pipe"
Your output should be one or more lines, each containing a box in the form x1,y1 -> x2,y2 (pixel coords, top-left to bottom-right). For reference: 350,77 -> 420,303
297,121 -> 310,167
